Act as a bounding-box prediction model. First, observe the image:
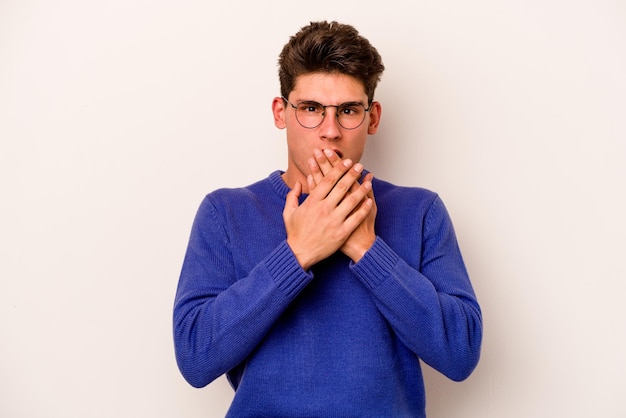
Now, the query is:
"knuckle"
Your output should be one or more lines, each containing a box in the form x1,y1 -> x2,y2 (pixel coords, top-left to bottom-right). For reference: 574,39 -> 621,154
335,180 -> 350,194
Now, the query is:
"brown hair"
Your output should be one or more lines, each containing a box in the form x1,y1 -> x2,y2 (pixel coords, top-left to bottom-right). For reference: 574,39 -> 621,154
278,21 -> 385,102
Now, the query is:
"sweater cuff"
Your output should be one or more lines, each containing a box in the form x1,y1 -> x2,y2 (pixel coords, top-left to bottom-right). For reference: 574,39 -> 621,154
265,240 -> 313,299
351,237 -> 399,289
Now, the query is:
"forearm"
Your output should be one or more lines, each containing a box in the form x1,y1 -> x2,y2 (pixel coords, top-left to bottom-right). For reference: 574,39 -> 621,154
351,237 -> 482,381
174,241 -> 312,388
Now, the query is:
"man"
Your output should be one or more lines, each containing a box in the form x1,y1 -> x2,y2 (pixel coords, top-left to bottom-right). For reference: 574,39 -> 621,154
174,21 -> 482,417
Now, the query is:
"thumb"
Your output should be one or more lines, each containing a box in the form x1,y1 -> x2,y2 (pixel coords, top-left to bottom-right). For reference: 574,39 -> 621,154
284,181 -> 302,214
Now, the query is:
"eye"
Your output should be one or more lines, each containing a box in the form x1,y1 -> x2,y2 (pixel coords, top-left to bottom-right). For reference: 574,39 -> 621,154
298,102 -> 324,114
339,103 -> 363,116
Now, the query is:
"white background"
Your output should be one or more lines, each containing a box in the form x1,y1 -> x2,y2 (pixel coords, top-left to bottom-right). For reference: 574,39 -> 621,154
1,1 -> 625,417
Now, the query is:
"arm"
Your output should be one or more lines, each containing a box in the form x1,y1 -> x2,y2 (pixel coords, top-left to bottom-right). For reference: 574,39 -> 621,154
173,196 -> 312,388
174,161 -> 373,388
351,196 -> 482,381
309,149 -> 482,380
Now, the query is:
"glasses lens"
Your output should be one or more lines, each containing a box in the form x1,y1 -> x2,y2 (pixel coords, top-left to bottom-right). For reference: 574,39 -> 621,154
295,102 -> 324,129
337,103 -> 366,129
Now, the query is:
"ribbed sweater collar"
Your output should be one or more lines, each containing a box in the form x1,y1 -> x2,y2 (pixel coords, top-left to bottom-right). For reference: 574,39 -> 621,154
267,170 -> 310,203
268,170 -> 290,199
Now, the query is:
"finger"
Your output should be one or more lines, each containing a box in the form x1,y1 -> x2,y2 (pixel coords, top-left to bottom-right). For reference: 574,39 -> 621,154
343,195 -> 374,230
326,162 -> 366,206
320,148 -> 364,192
308,156 -> 324,186
312,148 -> 334,177
362,172 -> 374,183
308,148 -> 335,186
283,181 -> 302,215
306,174 -> 316,192
320,148 -> 342,173
309,149 -> 359,193
362,172 -> 375,197
310,158 -> 353,200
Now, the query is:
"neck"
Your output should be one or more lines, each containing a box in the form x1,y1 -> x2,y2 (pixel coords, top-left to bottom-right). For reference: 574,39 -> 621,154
281,170 -> 310,194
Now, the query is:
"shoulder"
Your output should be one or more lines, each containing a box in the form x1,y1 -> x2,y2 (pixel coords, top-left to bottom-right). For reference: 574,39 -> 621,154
372,176 -> 439,210
203,173 -> 276,206
372,178 -> 458,239
196,172 -> 283,221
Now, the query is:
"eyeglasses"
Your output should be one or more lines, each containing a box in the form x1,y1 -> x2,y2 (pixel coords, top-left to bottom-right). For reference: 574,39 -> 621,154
282,96 -> 372,130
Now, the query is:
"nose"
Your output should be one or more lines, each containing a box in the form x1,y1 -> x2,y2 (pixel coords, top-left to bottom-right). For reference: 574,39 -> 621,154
318,107 -> 342,142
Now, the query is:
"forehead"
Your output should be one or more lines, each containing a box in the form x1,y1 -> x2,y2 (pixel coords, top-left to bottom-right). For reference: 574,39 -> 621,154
290,72 -> 367,103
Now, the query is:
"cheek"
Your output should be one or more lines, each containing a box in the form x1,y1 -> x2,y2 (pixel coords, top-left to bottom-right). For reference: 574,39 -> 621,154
346,134 -> 368,158
286,132 -> 313,160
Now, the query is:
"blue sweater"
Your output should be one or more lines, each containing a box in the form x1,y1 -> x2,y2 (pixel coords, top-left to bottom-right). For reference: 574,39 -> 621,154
174,170 -> 482,417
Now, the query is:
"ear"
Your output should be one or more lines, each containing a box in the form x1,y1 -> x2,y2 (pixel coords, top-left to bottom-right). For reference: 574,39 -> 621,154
367,101 -> 382,135
272,97 -> 287,129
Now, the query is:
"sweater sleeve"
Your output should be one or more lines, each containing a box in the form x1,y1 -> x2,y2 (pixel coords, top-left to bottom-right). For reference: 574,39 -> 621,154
350,195 -> 482,381
173,196 -> 313,388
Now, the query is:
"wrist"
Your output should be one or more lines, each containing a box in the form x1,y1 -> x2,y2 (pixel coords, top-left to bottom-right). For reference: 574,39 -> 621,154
286,238 -> 315,271
343,236 -> 375,264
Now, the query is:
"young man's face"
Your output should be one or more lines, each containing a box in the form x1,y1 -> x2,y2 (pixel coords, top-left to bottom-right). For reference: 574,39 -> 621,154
272,72 -> 381,192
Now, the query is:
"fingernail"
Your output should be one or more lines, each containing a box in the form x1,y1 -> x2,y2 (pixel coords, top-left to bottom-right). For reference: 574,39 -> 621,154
323,148 -> 333,157
314,149 -> 323,158
353,163 -> 363,172
343,159 -> 353,167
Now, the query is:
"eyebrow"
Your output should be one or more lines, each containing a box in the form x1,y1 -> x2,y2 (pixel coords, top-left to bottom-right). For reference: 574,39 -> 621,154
297,99 -> 367,106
